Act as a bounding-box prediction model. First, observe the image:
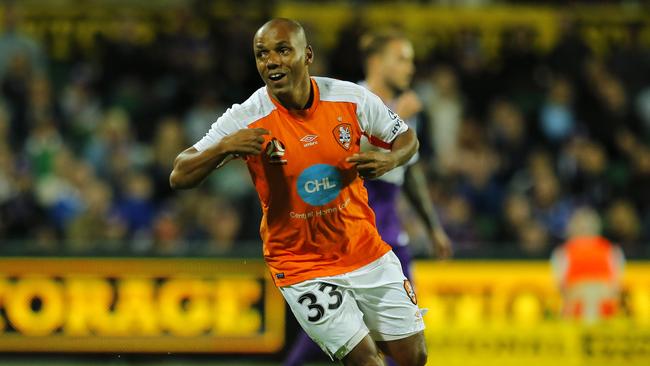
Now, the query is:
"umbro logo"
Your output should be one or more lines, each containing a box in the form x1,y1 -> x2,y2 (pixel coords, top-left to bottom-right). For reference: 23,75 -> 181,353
300,134 -> 318,147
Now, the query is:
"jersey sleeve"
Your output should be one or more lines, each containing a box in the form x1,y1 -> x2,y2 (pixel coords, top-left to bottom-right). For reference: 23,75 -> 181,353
193,105 -> 245,152
356,89 -> 409,149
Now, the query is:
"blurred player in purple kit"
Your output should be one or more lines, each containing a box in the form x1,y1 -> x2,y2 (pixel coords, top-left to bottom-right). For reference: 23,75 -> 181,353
285,29 -> 452,366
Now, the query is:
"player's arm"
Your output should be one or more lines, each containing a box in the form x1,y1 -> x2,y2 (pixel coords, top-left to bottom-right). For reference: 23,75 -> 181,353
349,88 -> 419,179
170,128 -> 268,189
403,163 -> 452,259
347,128 -> 418,180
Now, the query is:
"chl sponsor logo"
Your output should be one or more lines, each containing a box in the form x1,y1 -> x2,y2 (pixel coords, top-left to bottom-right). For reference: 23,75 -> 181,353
265,138 -> 287,164
333,123 -> 352,150
297,164 -> 342,206
300,134 -> 318,147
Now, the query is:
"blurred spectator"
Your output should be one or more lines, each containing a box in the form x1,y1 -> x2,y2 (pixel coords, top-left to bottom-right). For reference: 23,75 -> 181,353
84,107 -> 150,184
531,171 -> 574,242
628,147 -> 650,240
519,219 -> 550,256
192,196 -> 242,254
498,192 -> 532,243
25,118 -> 62,178
636,86 -> 650,138
184,91 -> 225,143
66,180 -> 126,253
416,65 -> 463,172
114,172 -> 156,240
0,162 -> 51,244
440,194 -> 478,252
0,2 -> 44,79
561,138 -> 614,209
34,148 -> 84,234
453,137 -> 503,231
488,99 -> 530,181
60,70 -> 103,153
551,207 -> 625,324
604,199 -> 641,253
152,210 -> 186,255
539,77 -> 576,145
149,116 -> 185,202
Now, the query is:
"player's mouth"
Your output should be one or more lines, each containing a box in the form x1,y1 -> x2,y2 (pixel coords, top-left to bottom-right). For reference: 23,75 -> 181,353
268,72 -> 287,83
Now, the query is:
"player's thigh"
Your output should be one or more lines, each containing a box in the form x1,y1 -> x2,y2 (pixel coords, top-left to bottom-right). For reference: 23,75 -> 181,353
355,251 -> 425,341
376,331 -> 427,366
280,280 -> 370,360
341,334 -> 384,366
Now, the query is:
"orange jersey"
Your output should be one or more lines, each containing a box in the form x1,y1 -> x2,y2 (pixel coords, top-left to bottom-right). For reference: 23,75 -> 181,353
561,236 -> 621,286
194,77 -> 409,286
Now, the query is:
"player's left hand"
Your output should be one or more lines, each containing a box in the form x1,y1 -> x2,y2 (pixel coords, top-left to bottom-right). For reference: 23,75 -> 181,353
431,227 -> 452,259
346,152 -> 396,179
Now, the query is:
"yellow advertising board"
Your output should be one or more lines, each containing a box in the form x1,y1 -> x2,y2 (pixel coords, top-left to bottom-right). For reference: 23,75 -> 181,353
414,261 -> 650,366
0,258 -> 285,353
1,257 -> 649,365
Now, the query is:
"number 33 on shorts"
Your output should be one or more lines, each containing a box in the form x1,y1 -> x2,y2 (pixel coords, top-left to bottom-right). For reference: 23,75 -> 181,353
297,283 -> 343,322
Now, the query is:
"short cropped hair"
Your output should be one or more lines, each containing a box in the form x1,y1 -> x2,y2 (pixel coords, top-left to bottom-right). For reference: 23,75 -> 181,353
360,29 -> 408,63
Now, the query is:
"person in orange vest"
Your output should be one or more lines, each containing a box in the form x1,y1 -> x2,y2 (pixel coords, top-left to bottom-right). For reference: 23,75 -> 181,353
551,207 -> 625,324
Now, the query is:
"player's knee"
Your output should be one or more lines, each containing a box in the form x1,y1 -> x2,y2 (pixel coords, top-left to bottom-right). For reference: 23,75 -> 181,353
343,352 -> 383,366
413,346 -> 428,366
399,343 -> 428,366
359,354 -> 384,366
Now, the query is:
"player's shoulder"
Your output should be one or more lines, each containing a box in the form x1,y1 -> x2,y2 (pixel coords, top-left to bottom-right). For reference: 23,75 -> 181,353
314,76 -> 372,104
224,86 -> 276,126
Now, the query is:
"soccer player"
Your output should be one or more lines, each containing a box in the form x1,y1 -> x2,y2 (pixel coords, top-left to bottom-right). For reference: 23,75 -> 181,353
284,29 -> 452,366
359,29 -> 452,276
170,19 -> 427,366
551,207 -> 625,324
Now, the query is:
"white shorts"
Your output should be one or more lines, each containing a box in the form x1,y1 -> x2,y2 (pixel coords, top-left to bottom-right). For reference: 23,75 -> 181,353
280,251 -> 425,359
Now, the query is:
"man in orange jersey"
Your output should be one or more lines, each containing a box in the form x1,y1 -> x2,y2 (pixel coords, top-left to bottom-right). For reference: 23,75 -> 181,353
171,19 -> 426,366
551,207 -> 625,324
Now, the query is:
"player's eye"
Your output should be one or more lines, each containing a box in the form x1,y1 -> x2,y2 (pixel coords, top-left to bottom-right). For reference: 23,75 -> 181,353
257,50 -> 269,59
279,47 -> 291,55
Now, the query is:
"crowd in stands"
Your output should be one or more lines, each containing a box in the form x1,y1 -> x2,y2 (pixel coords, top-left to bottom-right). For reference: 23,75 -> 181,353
0,3 -> 648,258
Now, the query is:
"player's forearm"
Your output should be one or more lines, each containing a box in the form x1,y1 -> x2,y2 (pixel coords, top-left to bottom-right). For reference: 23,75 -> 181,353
404,163 -> 442,231
389,128 -> 419,169
169,144 -> 230,189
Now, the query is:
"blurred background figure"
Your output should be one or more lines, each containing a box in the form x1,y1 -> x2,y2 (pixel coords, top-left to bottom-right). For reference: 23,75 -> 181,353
551,207 -> 625,324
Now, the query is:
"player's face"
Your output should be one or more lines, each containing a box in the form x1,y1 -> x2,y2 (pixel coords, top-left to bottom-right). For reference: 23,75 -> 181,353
379,39 -> 415,92
254,24 -> 312,98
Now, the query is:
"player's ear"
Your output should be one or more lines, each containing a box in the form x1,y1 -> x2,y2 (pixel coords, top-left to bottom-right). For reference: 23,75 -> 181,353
305,45 -> 314,66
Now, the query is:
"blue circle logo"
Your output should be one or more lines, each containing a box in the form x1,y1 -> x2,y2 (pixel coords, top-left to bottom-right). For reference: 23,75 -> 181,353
297,164 -> 342,206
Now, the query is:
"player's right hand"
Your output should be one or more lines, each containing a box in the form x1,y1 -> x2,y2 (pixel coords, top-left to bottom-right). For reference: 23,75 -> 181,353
222,128 -> 270,156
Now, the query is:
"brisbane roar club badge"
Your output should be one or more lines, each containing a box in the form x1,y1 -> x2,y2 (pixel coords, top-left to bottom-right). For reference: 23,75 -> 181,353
266,138 -> 287,165
404,279 -> 417,305
333,123 -> 352,150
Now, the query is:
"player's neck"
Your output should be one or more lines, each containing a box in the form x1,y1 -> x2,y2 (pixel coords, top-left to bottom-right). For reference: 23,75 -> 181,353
276,76 -> 312,111
365,77 -> 395,103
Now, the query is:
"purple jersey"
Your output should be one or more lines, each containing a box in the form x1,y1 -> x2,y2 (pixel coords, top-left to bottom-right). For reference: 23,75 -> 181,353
365,179 -> 413,280
365,179 -> 402,247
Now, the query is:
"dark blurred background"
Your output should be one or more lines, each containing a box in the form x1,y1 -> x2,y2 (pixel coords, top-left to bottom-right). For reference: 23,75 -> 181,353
1,0 -> 649,259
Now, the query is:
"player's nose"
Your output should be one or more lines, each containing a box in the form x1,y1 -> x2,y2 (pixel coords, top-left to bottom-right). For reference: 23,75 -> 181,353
266,52 -> 281,69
